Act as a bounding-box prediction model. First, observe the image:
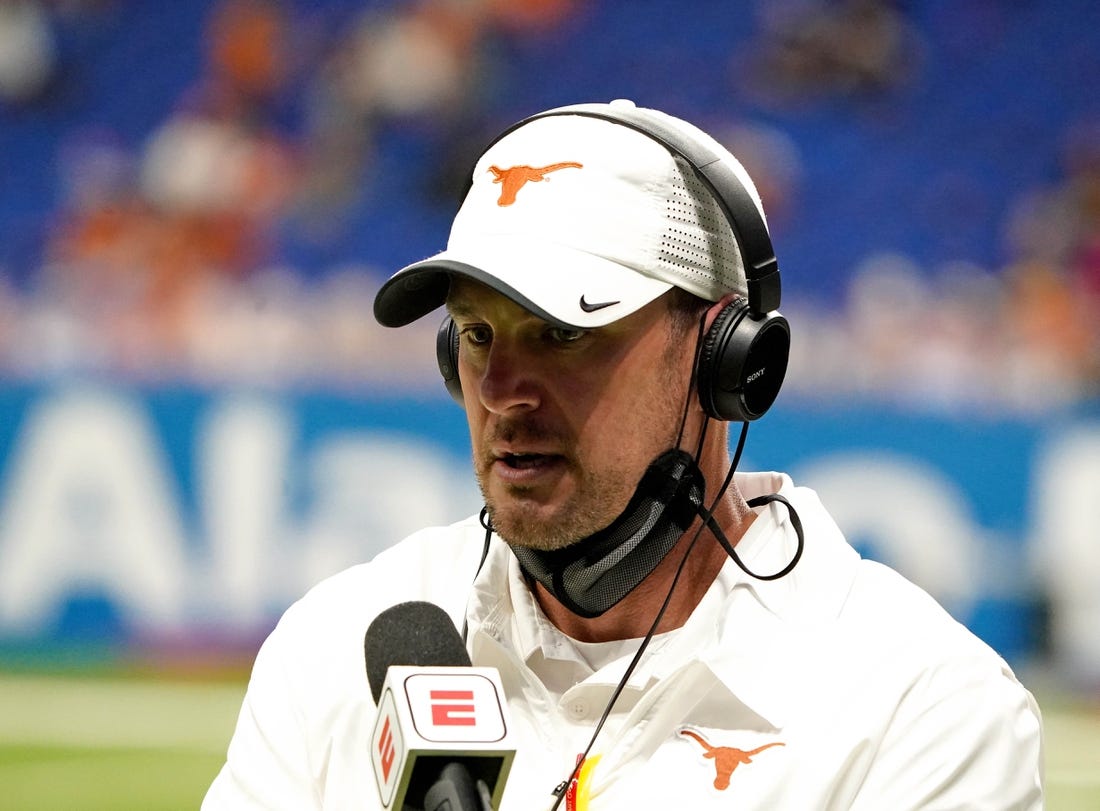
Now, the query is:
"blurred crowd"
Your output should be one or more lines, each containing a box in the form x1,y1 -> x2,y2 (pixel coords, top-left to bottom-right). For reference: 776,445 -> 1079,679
0,0 -> 580,388
0,0 -> 1096,411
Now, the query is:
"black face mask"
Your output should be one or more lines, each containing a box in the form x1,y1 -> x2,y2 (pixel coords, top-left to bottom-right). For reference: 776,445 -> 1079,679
509,448 -> 706,618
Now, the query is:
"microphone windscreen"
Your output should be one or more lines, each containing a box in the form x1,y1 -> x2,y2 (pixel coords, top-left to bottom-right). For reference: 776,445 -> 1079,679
364,601 -> 471,702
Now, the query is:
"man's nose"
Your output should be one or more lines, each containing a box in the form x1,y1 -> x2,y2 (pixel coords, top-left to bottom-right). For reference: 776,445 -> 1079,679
475,342 -> 542,414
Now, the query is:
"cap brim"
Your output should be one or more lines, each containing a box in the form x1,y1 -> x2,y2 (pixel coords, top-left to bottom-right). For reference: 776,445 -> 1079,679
373,238 -> 674,329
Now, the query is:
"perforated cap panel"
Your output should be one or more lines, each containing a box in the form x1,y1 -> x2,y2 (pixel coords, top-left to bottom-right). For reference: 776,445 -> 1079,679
657,155 -> 746,301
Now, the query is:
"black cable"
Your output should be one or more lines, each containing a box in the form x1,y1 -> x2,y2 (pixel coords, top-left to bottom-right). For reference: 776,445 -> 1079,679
545,417 -> 806,805
701,493 -> 805,581
548,501 -> 711,808
675,314 -> 709,450
696,420 -> 803,580
462,508 -> 495,644
547,421 -> 751,809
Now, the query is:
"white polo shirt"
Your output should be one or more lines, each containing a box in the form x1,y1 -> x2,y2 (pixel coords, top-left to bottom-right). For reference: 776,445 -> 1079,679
203,472 -> 1044,810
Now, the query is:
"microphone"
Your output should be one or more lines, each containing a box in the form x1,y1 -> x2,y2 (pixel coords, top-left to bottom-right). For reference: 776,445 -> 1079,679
365,602 -> 516,810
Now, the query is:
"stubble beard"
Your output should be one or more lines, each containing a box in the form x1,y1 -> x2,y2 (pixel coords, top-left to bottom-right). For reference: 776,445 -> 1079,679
478,460 -> 634,552
477,388 -> 687,553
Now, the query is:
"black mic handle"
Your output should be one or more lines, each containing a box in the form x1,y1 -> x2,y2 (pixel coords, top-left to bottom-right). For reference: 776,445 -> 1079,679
422,762 -> 491,811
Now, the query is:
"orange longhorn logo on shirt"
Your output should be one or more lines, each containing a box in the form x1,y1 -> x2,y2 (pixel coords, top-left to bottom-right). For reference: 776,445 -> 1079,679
488,162 -> 583,206
679,729 -> 785,790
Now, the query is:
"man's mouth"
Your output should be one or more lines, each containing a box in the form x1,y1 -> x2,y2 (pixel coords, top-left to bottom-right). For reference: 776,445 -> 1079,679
500,452 -> 555,470
488,450 -> 570,484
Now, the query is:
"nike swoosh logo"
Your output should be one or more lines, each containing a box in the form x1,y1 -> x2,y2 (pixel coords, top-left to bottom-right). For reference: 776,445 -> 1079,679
579,295 -> 620,313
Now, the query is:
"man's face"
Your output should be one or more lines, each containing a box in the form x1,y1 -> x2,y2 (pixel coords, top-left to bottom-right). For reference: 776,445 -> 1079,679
447,278 -> 695,551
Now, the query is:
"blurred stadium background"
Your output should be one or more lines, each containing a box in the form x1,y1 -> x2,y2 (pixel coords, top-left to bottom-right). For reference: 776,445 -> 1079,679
0,0 -> 1097,807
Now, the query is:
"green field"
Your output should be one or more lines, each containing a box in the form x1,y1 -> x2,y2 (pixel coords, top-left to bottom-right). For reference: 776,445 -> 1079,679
1,672 -> 1097,809
0,673 -> 243,810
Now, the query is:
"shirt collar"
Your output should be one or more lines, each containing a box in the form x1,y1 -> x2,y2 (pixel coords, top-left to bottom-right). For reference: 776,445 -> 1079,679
728,470 -> 859,620
465,472 -> 861,730
697,471 -> 861,727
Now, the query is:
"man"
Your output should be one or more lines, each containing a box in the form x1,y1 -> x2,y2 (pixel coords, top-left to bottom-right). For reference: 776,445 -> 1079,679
204,101 -> 1043,809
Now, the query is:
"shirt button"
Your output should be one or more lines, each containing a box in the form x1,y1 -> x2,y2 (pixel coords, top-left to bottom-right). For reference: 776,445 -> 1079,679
567,698 -> 591,721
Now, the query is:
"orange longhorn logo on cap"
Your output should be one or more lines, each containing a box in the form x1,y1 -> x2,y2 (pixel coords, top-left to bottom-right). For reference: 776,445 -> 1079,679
488,162 -> 583,206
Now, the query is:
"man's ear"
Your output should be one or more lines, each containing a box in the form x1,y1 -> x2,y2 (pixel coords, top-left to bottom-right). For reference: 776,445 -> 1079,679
702,294 -> 741,333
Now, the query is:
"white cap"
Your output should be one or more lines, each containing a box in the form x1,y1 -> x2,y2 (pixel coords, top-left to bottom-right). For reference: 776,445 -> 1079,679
373,100 -> 769,329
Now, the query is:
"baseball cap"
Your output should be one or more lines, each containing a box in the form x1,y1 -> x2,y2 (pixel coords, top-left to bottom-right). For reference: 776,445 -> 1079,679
372,100 -> 769,329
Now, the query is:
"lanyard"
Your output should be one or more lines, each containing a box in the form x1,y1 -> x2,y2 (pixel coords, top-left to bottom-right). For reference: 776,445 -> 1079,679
564,754 -> 601,811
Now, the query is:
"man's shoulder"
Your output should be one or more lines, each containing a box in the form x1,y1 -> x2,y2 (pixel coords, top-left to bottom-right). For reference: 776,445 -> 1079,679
776,480 -> 996,656
846,559 -> 966,635
839,558 -> 1018,689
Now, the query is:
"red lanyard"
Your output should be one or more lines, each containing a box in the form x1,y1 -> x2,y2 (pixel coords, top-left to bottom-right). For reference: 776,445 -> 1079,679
564,754 -> 583,811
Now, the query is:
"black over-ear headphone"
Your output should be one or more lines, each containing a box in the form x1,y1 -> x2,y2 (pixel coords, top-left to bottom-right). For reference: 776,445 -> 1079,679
436,103 -> 791,422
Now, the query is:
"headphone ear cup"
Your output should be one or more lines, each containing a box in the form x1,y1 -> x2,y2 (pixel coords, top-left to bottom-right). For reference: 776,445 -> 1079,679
436,316 -> 464,406
697,299 -> 790,422
697,300 -> 744,421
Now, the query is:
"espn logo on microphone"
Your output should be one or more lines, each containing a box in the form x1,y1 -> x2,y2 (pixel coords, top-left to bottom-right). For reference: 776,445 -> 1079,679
369,667 -> 516,809
405,672 -> 507,742
370,689 -> 405,802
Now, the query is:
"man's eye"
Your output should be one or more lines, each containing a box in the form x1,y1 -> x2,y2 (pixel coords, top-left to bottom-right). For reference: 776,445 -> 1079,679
547,327 -> 587,344
459,325 -> 492,345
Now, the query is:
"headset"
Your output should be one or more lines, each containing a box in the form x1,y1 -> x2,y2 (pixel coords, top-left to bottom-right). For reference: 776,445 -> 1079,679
436,103 -> 791,423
